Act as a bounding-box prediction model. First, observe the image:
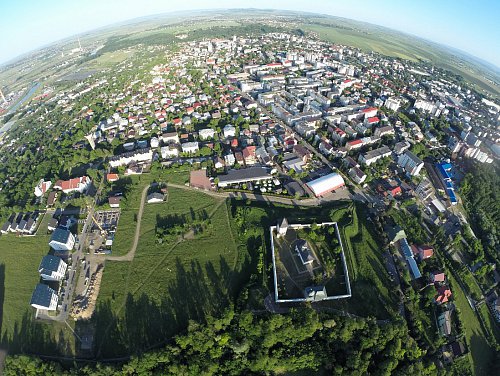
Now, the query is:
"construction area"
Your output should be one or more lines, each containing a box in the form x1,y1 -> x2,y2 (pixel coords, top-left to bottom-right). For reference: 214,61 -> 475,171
70,263 -> 103,320
68,210 -> 120,321
86,210 -> 120,255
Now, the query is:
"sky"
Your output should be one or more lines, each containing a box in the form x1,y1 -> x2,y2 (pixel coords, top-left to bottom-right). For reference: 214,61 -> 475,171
0,0 -> 499,67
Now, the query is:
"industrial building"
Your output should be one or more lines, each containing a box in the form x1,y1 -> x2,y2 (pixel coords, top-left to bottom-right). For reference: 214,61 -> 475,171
217,167 -> 272,188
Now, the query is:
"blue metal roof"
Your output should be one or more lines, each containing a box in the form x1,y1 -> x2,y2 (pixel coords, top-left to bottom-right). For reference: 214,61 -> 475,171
407,257 -> 422,279
436,163 -> 452,181
441,163 -> 452,171
447,188 -> 457,203
400,238 -> 413,258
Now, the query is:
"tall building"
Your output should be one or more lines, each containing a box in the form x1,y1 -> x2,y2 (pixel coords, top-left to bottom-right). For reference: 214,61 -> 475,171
38,255 -> 67,281
49,228 -> 76,251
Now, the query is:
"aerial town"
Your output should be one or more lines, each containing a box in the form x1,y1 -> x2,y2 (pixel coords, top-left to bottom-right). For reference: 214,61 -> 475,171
0,13 -> 498,375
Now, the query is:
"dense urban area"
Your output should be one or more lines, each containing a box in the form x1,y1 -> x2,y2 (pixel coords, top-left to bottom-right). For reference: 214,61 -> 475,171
0,11 -> 498,376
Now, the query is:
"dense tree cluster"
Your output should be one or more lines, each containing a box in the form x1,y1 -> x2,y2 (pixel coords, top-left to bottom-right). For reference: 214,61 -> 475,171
5,307 -> 443,375
460,163 -> 500,266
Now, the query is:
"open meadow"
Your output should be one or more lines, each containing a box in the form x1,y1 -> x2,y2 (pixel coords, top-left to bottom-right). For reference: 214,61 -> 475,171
0,235 -> 76,355
94,177 -> 247,357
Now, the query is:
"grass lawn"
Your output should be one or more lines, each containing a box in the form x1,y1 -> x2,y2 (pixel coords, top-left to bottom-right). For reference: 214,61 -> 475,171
94,187 -> 243,357
86,51 -> 133,68
331,203 -> 397,319
448,273 -> 495,376
110,170 -> 197,256
0,235 -> 76,355
231,199 -> 397,319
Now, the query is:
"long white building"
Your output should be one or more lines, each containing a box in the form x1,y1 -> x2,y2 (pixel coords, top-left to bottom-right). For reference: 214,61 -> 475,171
108,148 -> 153,168
306,173 -> 345,197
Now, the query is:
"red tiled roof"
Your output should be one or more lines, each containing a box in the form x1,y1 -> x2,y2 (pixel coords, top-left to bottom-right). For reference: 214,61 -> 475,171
242,146 -> 256,158
107,174 -> 119,182
432,272 -> 446,282
419,246 -> 434,259
435,286 -> 452,303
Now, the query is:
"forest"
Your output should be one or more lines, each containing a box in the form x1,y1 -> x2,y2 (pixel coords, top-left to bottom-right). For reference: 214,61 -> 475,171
460,162 -> 500,266
5,306 -> 452,376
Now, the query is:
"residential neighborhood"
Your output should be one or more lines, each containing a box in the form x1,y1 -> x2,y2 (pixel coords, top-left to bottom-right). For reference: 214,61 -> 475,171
0,10 -> 498,376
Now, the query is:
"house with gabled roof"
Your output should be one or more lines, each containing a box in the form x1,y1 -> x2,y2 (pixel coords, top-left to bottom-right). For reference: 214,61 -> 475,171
435,286 -> 452,304
54,176 -> 91,194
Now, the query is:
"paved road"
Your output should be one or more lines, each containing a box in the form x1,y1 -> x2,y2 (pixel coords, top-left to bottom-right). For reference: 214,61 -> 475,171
168,182 -> 356,206
106,185 -> 149,262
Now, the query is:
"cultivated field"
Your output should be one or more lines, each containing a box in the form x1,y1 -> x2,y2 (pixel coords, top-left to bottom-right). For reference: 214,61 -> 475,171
300,19 -> 499,97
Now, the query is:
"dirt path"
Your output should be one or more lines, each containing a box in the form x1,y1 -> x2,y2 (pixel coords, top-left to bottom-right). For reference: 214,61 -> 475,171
105,185 -> 149,262
95,197 -> 226,357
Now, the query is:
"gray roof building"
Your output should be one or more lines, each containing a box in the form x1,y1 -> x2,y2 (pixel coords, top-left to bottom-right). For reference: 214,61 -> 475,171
217,167 -> 271,187
30,284 -> 58,311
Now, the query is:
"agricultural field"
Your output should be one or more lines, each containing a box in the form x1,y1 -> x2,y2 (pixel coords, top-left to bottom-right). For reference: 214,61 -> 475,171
300,20 -> 500,97
0,235 -> 75,355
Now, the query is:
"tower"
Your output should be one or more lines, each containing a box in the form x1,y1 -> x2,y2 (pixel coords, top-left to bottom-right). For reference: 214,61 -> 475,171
0,87 -> 6,104
78,37 -> 82,52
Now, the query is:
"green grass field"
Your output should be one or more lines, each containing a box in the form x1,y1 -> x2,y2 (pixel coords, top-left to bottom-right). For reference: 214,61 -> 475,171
448,273 -> 495,376
86,51 -> 133,68
94,183 -> 243,357
0,235 -> 76,355
332,203 -> 397,318
230,200 -> 397,319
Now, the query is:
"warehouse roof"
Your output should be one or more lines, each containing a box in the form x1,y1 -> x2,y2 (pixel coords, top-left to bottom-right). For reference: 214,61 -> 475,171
306,173 -> 345,197
218,167 -> 271,186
